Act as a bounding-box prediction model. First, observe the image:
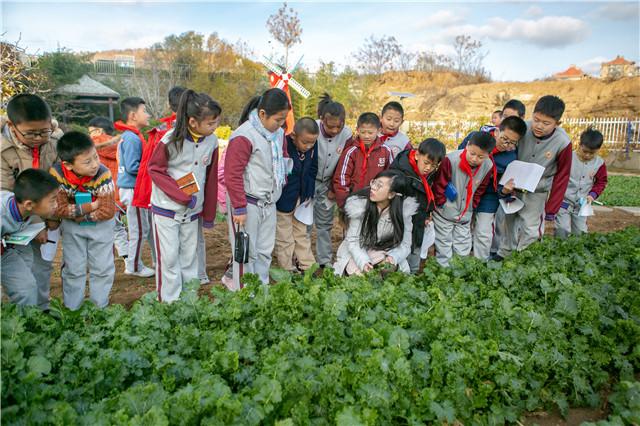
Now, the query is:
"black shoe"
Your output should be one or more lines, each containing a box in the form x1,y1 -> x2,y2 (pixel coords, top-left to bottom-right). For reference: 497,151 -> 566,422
489,254 -> 504,262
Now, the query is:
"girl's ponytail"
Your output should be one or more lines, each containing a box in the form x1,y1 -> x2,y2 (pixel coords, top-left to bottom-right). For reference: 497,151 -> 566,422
170,89 -> 196,152
238,96 -> 261,126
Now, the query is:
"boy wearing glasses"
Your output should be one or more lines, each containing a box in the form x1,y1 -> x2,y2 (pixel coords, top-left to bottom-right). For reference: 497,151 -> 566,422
459,116 -> 527,260
1,93 -> 62,309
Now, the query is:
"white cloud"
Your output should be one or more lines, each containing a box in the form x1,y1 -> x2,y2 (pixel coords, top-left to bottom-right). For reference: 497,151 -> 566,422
437,15 -> 590,48
596,2 -> 640,21
578,56 -> 609,75
525,5 -> 544,18
415,9 -> 467,29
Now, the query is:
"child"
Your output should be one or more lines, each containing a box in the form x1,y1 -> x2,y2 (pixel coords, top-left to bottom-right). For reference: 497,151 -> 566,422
432,132 -> 495,266
49,132 -> 116,310
334,169 -> 418,275
148,90 -> 221,303
502,99 -> 526,119
115,97 -> 155,277
490,110 -> 503,127
1,169 -> 59,306
457,116 -> 527,260
390,138 -> 446,272
313,93 -> 353,268
1,93 -> 61,309
333,112 -> 394,209
496,95 -> 572,259
380,101 -> 412,157
275,117 -> 319,272
225,88 -> 291,289
555,128 -> 608,238
88,116 -> 128,261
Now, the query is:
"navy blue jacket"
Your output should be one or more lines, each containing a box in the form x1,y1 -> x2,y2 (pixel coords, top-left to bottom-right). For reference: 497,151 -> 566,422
276,136 -> 318,213
459,131 -> 516,213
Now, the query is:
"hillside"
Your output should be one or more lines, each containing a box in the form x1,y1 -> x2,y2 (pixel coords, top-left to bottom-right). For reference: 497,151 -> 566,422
373,72 -> 640,120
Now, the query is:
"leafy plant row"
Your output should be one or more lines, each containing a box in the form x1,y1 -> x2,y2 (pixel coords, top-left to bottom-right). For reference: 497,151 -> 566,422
2,228 -> 639,425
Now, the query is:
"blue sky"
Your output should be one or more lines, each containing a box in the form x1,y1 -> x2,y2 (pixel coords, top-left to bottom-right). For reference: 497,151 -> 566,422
2,1 -> 639,81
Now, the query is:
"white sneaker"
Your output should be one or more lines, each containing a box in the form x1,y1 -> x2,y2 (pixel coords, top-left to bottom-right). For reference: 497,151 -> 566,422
199,276 -> 210,285
125,265 -> 155,278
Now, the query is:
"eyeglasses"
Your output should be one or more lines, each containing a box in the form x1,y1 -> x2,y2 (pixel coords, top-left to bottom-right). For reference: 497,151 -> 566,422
498,133 -> 519,146
14,127 -> 53,141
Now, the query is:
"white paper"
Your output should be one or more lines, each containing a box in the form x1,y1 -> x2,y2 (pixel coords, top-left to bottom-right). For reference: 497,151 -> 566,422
420,222 -> 436,259
3,222 -> 45,246
294,200 -> 314,226
499,160 -> 545,193
40,228 -> 60,262
499,197 -> 524,214
579,203 -> 594,217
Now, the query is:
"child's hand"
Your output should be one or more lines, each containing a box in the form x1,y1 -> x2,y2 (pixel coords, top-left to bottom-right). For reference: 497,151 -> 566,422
502,178 -> 515,195
90,201 -> 99,212
587,195 -> 594,204
34,229 -> 48,244
327,191 -> 335,200
232,214 -> 247,226
384,256 -> 396,265
363,263 -> 374,273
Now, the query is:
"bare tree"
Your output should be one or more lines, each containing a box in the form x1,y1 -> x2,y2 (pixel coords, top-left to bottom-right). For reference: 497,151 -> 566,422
266,2 -> 302,68
452,34 -> 488,77
354,35 -> 402,75
398,51 -> 416,72
415,50 -> 454,73
126,49 -> 179,119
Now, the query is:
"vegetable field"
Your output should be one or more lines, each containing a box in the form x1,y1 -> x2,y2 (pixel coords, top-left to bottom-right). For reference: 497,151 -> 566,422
597,175 -> 640,207
2,228 -> 639,425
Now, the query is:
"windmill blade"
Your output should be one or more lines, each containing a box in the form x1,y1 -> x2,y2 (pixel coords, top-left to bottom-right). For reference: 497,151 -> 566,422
288,77 -> 310,98
262,56 -> 284,76
289,55 -> 304,74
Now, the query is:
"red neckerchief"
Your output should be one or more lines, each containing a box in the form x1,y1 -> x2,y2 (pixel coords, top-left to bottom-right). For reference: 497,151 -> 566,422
61,163 -> 94,196
114,121 -> 146,144
159,113 -> 177,130
380,129 -> 399,143
358,138 -> 377,177
31,146 -> 40,169
458,149 -> 481,220
408,149 -> 435,206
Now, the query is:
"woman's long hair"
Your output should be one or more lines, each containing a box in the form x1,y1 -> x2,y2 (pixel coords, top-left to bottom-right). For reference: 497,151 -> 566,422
347,169 -> 408,251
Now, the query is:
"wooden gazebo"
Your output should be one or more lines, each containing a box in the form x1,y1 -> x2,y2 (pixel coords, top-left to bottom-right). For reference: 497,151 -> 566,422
56,74 -> 120,121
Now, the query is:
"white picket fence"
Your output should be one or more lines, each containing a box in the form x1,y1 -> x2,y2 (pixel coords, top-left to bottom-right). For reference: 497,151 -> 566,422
563,117 -> 640,150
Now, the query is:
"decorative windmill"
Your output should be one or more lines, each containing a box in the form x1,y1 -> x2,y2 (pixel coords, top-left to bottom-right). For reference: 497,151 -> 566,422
261,55 -> 310,134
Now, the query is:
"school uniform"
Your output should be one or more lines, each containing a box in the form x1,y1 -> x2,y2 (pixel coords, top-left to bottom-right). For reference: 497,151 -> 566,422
275,136 -> 318,271
333,196 -> 418,275
115,122 -> 156,273
148,130 -> 218,303
332,137 -> 394,209
224,111 -> 290,289
432,150 -> 493,266
555,151 -> 607,238
497,125 -> 572,257
49,163 -> 116,310
381,130 -> 412,159
313,122 -> 352,266
459,132 -> 517,260
390,149 -> 437,272
1,123 -> 61,309
1,191 -> 38,305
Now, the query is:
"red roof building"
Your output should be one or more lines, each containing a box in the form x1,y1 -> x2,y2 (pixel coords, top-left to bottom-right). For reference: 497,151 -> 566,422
601,55 -> 639,79
553,65 -> 588,80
